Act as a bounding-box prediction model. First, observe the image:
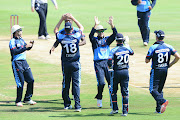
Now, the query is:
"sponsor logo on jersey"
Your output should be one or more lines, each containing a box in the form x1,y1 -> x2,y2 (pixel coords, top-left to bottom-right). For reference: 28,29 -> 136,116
100,48 -> 107,52
61,39 -> 77,44
115,50 -> 129,55
140,1 -> 146,5
155,49 -> 170,53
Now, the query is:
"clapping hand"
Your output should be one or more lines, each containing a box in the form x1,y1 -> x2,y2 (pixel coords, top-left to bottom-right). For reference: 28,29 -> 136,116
107,16 -> 114,28
94,16 -> 100,25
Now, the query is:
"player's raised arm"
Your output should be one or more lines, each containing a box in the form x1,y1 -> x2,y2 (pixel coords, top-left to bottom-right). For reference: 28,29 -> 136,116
106,16 -> 117,45
54,14 -> 66,34
67,13 -> 84,32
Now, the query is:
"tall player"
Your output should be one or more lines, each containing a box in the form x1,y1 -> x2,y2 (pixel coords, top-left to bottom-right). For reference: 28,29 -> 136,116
50,13 -> 84,112
145,30 -> 180,113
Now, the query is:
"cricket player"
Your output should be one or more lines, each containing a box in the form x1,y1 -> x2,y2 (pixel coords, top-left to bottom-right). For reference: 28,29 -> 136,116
89,16 -> 117,108
57,14 -> 86,100
9,25 -> 36,107
145,30 -> 180,113
108,33 -> 134,116
50,13 -> 84,112
131,0 -> 156,46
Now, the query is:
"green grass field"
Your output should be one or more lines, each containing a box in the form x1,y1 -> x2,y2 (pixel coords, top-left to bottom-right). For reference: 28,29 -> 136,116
0,0 -> 180,120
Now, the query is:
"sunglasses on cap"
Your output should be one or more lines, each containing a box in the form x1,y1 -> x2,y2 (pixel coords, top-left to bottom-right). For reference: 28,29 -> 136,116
17,28 -> 22,32
97,30 -> 105,33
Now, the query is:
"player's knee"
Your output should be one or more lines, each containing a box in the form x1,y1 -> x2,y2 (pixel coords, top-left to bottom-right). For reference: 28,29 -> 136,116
27,79 -> 34,84
150,89 -> 156,94
98,81 -> 105,86
122,96 -> 129,99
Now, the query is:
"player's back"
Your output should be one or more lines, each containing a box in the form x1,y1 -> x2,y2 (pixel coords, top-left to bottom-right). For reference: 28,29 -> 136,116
113,45 -> 134,70
151,43 -> 175,69
57,29 -> 82,62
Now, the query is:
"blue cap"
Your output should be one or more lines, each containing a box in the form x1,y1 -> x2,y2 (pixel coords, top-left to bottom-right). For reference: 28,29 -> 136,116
115,33 -> 124,41
65,22 -> 72,30
154,30 -> 165,38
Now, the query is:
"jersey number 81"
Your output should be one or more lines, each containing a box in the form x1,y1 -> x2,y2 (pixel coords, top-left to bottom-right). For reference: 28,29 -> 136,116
157,52 -> 168,63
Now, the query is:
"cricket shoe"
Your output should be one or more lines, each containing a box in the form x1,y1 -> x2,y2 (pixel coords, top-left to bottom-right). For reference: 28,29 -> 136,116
16,102 -> 23,107
38,35 -> 45,39
121,113 -> 128,116
143,42 -> 148,46
24,100 -> 37,105
45,35 -> 51,40
154,111 -> 161,114
64,105 -> 72,110
97,99 -> 102,108
160,100 -> 169,113
75,108 -> 82,112
110,110 -> 118,114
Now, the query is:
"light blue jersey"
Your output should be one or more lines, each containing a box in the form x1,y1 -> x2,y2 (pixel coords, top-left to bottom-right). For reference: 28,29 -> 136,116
9,37 -> 27,61
89,27 -> 117,61
137,0 -> 151,12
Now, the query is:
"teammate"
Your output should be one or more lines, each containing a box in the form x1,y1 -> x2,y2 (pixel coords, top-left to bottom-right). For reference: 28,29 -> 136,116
9,25 -> 36,107
89,16 -> 117,108
49,13 -> 84,112
131,0 -> 156,46
57,14 -> 86,100
108,33 -> 134,116
145,30 -> 180,113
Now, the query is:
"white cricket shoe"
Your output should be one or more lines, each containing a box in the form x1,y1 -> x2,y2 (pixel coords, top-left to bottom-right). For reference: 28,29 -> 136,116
75,108 -> 82,112
16,102 -> 23,107
97,99 -> 102,108
45,35 -> 51,40
38,35 -> 45,39
121,113 -> 128,116
64,105 -> 72,110
154,111 -> 161,114
24,100 -> 36,105
110,110 -> 118,114
143,42 -> 148,46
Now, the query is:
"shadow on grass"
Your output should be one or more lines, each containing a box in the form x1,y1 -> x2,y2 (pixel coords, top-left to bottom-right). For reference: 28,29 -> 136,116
49,113 -> 112,118
0,99 -> 63,105
49,111 -> 162,118
48,112 -> 157,118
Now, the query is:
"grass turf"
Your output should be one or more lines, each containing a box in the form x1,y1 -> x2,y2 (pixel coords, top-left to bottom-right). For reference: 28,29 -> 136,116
0,0 -> 180,119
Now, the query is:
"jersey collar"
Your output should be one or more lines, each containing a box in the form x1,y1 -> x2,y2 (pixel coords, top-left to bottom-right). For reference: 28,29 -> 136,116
153,41 -> 164,45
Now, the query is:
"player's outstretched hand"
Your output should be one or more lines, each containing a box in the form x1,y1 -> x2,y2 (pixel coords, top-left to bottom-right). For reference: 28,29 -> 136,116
94,16 -> 100,25
107,16 -> 114,28
30,40 -> 34,44
26,43 -> 33,48
107,16 -> 113,25
49,47 -> 55,55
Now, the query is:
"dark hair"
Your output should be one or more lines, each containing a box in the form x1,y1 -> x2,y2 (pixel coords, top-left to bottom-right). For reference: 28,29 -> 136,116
116,40 -> 123,44
157,36 -> 164,40
65,29 -> 71,33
